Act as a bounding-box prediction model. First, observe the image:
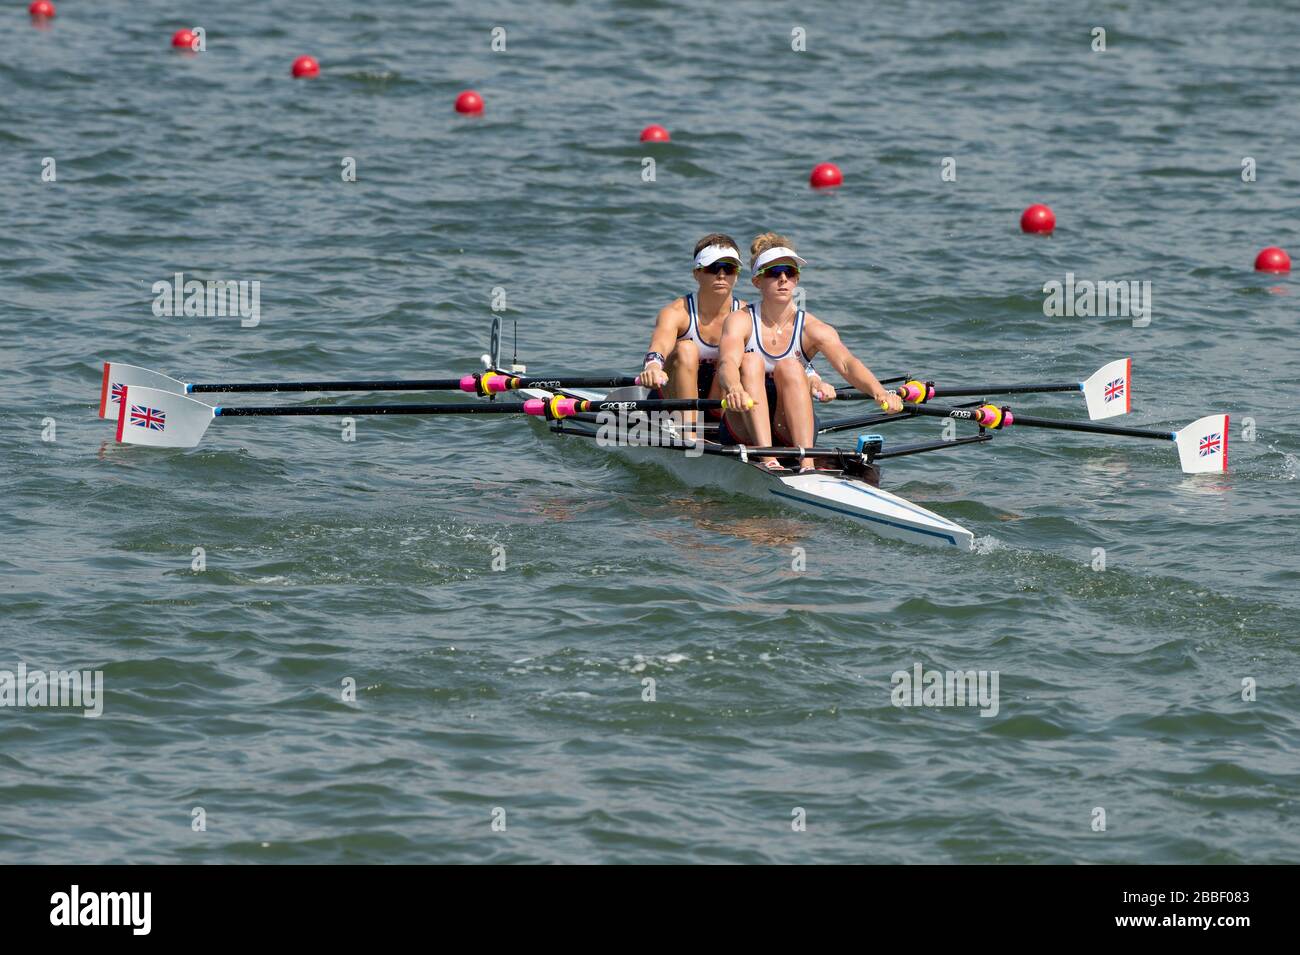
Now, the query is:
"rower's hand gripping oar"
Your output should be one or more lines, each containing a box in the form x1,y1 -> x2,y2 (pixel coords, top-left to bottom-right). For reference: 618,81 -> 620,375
98,361 -> 640,418
112,386 -> 752,449
835,358 -> 1133,421
899,400 -> 1228,474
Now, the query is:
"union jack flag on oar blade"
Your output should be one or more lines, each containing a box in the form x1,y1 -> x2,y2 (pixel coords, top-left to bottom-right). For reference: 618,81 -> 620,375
129,404 -> 166,431
98,362 -> 187,419
1174,414 -> 1230,474
114,386 -> 216,448
1081,357 -> 1131,420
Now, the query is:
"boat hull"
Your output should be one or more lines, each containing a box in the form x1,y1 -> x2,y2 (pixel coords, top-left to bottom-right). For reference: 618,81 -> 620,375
607,436 -> 974,549
519,386 -> 974,550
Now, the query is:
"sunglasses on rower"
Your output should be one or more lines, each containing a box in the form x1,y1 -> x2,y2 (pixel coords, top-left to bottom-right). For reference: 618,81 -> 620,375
756,264 -> 800,280
696,261 -> 740,275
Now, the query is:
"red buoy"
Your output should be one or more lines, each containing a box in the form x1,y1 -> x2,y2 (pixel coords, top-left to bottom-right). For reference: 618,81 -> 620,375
1020,204 -> 1056,235
172,29 -> 195,50
29,0 -> 55,17
1254,246 -> 1291,273
455,90 -> 484,114
639,124 -> 671,143
809,162 -> 843,189
291,55 -> 320,79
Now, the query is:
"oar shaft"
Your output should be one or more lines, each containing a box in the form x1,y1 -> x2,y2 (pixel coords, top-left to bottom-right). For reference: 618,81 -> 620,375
987,410 -> 1174,441
929,382 -> 1081,398
835,381 -> 1081,401
189,374 -> 641,395
816,400 -> 984,434
500,376 -> 640,390
906,404 -> 1175,441
210,396 -> 732,419
580,398 -> 724,412
214,403 -> 529,417
192,379 -> 462,394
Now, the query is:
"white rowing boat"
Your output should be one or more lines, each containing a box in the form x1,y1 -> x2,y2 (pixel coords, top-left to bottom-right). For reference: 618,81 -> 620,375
517,382 -> 980,549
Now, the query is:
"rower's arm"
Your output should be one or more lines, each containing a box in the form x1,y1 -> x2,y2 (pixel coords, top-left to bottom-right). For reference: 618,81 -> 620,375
644,302 -> 688,368
715,309 -> 750,394
805,317 -> 893,401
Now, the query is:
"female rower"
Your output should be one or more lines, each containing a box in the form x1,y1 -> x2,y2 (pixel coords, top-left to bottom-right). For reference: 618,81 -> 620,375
637,234 -> 746,437
715,233 -> 904,472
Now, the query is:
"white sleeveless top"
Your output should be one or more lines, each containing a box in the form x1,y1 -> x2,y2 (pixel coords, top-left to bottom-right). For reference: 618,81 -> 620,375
745,304 -> 812,375
677,293 -> 740,362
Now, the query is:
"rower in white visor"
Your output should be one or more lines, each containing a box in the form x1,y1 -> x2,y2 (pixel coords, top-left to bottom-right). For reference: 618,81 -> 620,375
715,233 -> 904,472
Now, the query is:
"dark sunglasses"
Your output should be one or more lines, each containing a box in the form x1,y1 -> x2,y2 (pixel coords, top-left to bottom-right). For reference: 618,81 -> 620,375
697,261 -> 739,276
757,264 -> 800,280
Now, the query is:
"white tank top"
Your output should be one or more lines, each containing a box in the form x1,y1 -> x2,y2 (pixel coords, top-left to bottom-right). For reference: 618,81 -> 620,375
677,293 -> 739,362
745,304 -> 812,375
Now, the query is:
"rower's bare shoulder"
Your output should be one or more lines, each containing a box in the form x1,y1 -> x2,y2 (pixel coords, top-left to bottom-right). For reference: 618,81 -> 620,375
802,312 -> 836,338
657,298 -> 689,327
718,307 -> 750,339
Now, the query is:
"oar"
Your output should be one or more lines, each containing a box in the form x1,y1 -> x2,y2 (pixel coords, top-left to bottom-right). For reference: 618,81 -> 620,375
833,358 -> 1132,421
112,386 -> 751,448
817,400 -> 987,435
98,362 -> 640,418
900,401 -> 1228,474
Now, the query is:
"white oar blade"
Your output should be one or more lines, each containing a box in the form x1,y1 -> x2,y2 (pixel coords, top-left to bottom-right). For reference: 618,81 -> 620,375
99,362 -> 187,419
1081,358 -> 1131,420
1174,414 -> 1229,474
114,386 -> 214,448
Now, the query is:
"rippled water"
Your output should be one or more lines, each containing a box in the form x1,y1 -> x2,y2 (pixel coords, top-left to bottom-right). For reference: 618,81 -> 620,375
1,0 -> 1297,863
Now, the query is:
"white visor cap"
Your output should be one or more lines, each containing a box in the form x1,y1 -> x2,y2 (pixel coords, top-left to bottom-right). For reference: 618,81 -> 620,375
751,246 -> 808,274
694,244 -> 743,268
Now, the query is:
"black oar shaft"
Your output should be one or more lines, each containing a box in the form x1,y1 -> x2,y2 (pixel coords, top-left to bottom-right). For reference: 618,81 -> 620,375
507,376 -> 640,389
582,398 -> 723,412
192,379 -> 462,394
930,382 -> 1080,398
906,404 -> 1175,441
214,403 -> 529,417
816,400 -> 985,434
189,375 -> 640,394
835,381 -> 1081,401
991,411 -> 1174,441
210,397 -> 729,419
